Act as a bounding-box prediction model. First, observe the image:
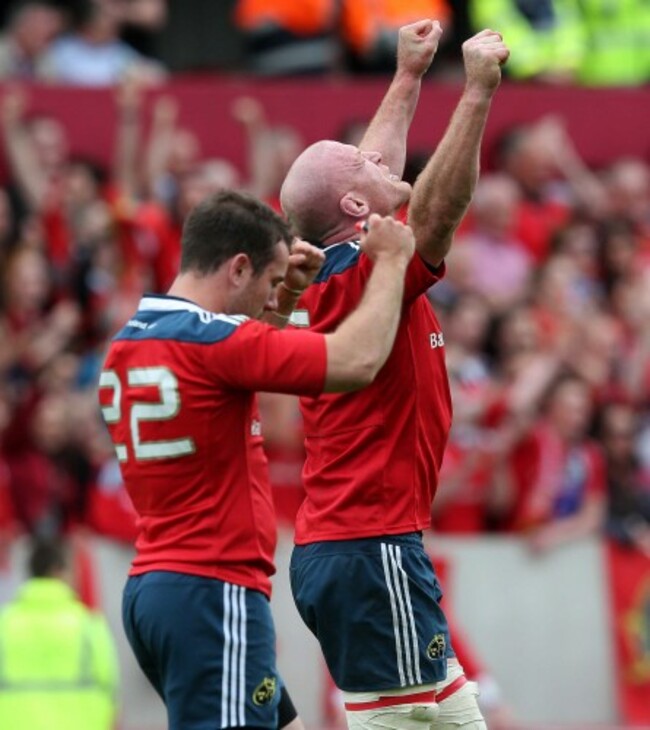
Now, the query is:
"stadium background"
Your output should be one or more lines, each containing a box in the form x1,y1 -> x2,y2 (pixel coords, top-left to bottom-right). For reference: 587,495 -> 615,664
0,1 -> 649,728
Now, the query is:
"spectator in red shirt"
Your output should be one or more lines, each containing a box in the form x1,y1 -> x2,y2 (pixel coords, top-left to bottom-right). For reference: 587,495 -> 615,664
492,117 -> 605,263
506,374 -> 606,552
434,293 -> 502,534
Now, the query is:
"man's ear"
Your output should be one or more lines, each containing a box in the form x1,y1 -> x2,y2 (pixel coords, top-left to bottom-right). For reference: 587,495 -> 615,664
228,253 -> 253,287
340,192 -> 369,219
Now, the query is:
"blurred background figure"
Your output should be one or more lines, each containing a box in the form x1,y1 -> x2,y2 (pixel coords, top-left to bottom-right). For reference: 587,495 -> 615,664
491,115 -> 606,263
0,536 -> 119,730
504,373 -> 607,551
41,0 -> 166,85
575,0 -> 650,86
234,0 -> 339,75
231,95 -> 304,209
258,392 -> 306,525
339,0 -> 451,73
599,400 -> 650,557
433,292 -> 512,536
468,0 -> 585,83
469,0 -> 650,85
0,0 -> 64,81
446,173 -> 532,313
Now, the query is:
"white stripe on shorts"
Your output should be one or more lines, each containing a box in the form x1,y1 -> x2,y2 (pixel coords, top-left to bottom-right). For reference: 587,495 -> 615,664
222,583 -> 247,727
380,543 -> 422,687
392,545 -> 422,684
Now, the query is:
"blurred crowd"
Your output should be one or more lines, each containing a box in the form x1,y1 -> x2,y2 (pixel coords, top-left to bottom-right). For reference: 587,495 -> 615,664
0,0 -> 166,85
0,0 -> 649,84
430,120 -> 650,557
0,6 -> 646,728
0,1 -> 648,557
0,70 -> 648,569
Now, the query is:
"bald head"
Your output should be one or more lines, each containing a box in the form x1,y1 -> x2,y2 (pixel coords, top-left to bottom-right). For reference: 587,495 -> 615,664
281,140 -> 411,244
280,140 -> 359,242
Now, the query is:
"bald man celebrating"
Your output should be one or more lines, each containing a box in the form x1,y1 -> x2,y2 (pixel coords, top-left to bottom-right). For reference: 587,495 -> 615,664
281,21 -> 509,730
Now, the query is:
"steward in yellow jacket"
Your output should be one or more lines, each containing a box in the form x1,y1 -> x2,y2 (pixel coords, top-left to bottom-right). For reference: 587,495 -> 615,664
0,538 -> 119,730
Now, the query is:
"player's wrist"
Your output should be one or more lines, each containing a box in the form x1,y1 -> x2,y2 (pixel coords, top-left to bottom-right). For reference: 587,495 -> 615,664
280,282 -> 305,297
372,250 -> 411,268
463,79 -> 498,103
394,66 -> 424,87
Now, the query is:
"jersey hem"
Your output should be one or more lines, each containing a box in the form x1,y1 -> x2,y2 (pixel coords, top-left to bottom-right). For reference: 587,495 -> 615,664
128,563 -> 272,597
294,520 -> 431,545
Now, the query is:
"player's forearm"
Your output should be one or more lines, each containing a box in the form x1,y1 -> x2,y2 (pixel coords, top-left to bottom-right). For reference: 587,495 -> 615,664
359,70 -> 422,176
324,255 -> 408,391
2,122 -> 47,210
408,86 -> 493,266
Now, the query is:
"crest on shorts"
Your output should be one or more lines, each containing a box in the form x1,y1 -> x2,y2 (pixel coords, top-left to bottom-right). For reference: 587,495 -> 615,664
253,676 -> 277,705
426,633 -> 446,660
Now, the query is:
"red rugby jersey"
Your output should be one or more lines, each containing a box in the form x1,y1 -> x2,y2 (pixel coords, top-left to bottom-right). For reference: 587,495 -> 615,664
98,294 -> 326,596
293,242 -> 452,543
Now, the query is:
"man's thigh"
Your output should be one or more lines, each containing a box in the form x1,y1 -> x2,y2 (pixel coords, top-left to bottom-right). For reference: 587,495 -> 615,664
123,572 -> 284,730
291,533 -> 453,692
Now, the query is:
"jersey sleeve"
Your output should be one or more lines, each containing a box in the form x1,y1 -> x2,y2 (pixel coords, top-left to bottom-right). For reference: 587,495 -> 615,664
204,320 -> 327,396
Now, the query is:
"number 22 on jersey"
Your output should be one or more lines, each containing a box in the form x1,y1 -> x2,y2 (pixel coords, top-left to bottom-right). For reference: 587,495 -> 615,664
99,367 -> 195,462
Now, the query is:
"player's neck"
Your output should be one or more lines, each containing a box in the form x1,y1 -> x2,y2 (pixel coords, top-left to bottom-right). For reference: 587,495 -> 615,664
322,222 -> 360,246
167,272 -> 227,315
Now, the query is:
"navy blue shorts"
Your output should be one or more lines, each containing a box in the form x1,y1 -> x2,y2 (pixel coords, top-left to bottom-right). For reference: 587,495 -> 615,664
290,532 -> 454,692
122,571 -> 285,730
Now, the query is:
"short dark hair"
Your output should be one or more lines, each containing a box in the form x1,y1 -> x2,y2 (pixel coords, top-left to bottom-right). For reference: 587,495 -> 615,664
180,190 -> 292,276
28,537 -> 68,578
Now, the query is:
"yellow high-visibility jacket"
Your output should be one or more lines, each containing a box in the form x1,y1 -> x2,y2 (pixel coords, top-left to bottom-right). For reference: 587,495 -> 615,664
470,0 -> 650,85
577,0 -> 650,86
0,578 -> 119,730
469,0 -> 586,79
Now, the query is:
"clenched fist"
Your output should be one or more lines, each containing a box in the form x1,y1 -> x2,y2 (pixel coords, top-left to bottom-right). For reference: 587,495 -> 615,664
463,29 -> 510,94
283,239 -> 325,293
359,214 -> 415,264
397,19 -> 443,78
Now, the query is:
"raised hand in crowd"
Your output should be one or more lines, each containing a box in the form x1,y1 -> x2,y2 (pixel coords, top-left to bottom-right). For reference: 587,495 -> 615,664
232,95 -> 304,205
145,92 -> 182,202
1,86 -> 47,211
530,114 -> 607,214
114,71 -> 146,203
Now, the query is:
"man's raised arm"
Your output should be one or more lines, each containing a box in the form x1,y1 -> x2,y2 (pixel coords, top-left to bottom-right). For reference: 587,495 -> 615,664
408,30 -> 510,267
358,19 -> 442,176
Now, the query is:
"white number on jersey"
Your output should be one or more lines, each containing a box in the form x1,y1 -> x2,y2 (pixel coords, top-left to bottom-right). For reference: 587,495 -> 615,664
99,367 -> 195,462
